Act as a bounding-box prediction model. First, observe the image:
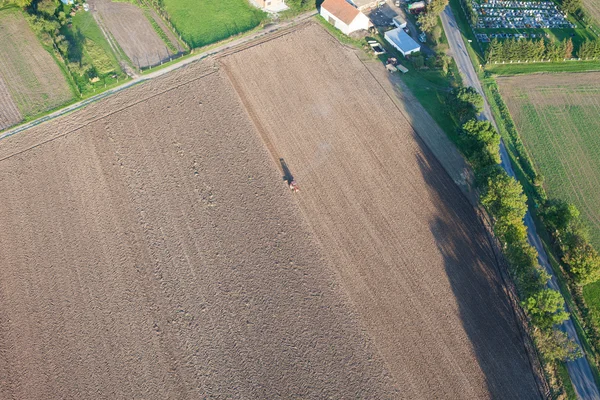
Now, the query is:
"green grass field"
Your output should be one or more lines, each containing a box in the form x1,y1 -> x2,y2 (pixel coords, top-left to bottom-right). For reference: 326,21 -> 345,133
497,73 -> 600,249
162,0 -> 266,48
497,73 -> 600,327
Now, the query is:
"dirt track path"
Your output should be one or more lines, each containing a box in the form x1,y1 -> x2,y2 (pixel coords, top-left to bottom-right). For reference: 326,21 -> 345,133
222,23 -> 540,399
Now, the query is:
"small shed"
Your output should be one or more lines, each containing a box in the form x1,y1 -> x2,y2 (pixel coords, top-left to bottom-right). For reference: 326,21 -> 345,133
384,27 -> 420,56
392,15 -> 407,28
320,0 -> 371,35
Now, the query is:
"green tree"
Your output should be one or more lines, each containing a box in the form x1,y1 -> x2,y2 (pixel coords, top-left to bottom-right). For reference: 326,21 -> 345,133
542,199 -> 579,233
563,241 -> 600,285
523,289 -> 570,331
451,86 -> 483,122
428,0 -> 448,15
535,329 -> 582,361
417,12 -> 437,33
460,119 -> 501,169
37,0 -> 59,16
480,170 -> 528,240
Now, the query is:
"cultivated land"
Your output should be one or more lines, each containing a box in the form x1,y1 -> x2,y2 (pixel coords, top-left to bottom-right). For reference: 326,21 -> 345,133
222,23 -> 540,399
162,0 -> 266,48
497,73 -> 600,249
0,9 -> 72,126
0,61 -> 398,399
0,74 -> 21,131
89,0 -> 177,68
584,0 -> 600,25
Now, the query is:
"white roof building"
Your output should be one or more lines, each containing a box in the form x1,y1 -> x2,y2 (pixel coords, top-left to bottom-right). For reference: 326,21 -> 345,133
384,27 -> 421,56
320,0 -> 371,35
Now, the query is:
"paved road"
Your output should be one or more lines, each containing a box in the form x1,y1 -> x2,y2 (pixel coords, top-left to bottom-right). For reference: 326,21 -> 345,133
0,10 -> 317,141
441,6 -> 600,399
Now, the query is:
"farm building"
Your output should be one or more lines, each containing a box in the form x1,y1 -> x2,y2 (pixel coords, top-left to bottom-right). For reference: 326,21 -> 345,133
384,27 -> 420,56
393,15 -> 407,28
250,0 -> 288,12
320,0 -> 371,35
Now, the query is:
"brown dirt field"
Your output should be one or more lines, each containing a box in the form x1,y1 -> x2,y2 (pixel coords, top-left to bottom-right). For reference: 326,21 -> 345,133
89,0 -> 176,68
0,74 -> 21,131
0,9 -> 72,122
221,23 -> 540,399
0,60 -> 399,399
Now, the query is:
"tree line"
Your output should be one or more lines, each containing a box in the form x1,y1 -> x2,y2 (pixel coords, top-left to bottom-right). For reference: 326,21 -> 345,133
448,87 -> 581,367
485,37 -> 580,63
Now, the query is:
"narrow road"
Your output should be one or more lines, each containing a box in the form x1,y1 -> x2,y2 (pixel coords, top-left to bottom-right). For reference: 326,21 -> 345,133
441,6 -> 600,399
0,10 -> 317,141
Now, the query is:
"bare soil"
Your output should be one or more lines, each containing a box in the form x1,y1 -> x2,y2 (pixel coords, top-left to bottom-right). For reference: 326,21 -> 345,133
0,60 -> 398,399
221,23 -> 540,399
0,21 -> 541,399
0,9 -> 72,125
89,0 -> 176,68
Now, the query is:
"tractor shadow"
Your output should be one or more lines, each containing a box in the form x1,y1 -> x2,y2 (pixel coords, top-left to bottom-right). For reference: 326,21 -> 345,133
280,158 -> 294,185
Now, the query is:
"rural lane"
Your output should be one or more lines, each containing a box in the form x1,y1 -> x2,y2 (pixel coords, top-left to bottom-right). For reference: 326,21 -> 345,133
441,6 -> 600,399
0,10 -> 317,142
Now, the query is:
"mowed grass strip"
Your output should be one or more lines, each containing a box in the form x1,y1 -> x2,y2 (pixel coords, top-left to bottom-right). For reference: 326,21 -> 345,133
0,9 -> 73,117
162,0 -> 266,48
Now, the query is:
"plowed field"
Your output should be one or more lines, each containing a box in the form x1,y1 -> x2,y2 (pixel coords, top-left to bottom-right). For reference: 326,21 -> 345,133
0,60 -> 397,399
89,0 -> 176,68
0,9 -> 72,123
0,21 -> 539,399
0,74 -> 21,131
222,23 -> 540,399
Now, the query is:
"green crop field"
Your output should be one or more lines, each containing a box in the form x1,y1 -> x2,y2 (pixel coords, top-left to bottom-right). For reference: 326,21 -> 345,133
497,71 -> 600,329
162,0 -> 266,48
497,73 -> 600,248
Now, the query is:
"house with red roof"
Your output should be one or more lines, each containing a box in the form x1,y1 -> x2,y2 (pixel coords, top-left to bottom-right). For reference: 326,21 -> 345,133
320,0 -> 371,35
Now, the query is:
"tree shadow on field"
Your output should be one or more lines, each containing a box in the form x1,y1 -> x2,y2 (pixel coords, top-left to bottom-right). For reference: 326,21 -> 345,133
413,149 -> 541,399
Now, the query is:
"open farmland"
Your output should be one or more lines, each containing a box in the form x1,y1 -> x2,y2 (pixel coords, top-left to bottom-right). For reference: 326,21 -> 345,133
0,9 -> 72,126
161,0 -> 266,48
0,74 -> 21,131
88,0 -> 179,68
497,73 -> 600,249
221,23 -> 540,399
583,0 -> 600,25
0,60 -> 400,399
